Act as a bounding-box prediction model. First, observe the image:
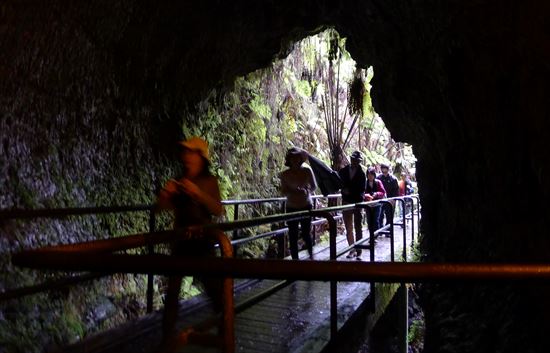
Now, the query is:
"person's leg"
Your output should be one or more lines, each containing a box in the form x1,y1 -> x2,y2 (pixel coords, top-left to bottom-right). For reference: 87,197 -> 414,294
342,209 -> 355,246
373,205 -> 382,233
366,207 -> 377,243
378,206 -> 385,230
163,275 -> 183,339
200,277 -> 224,312
342,209 -> 356,257
354,208 -> 363,257
384,203 -> 394,228
287,219 -> 300,259
300,214 -> 313,259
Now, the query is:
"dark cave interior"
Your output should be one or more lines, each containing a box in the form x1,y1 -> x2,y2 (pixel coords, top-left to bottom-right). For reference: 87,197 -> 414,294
2,1 -> 550,352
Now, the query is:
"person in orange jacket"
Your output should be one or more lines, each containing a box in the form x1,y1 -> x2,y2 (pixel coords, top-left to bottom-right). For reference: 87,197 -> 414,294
156,137 -> 223,347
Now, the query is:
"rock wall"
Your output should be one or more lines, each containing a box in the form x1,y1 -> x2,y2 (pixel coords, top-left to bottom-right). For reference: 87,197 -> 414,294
2,1 -> 550,352
0,1 -> 174,350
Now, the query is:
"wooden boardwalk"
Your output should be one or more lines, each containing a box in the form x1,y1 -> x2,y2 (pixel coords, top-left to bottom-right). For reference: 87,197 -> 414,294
64,219 -> 415,353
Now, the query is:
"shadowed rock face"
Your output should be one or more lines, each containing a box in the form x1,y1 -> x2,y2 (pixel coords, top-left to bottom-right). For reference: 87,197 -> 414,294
2,1 -> 550,352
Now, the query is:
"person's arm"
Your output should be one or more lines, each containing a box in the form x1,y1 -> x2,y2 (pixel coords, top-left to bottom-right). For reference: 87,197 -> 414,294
178,177 -> 223,216
156,179 -> 179,211
307,167 -> 317,194
373,180 -> 387,199
359,171 -> 367,195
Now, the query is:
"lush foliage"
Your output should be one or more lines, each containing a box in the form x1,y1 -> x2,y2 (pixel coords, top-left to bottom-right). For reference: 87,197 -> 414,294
184,28 -> 416,207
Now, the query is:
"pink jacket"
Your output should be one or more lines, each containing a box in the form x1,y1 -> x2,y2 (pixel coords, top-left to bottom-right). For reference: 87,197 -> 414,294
365,179 -> 386,200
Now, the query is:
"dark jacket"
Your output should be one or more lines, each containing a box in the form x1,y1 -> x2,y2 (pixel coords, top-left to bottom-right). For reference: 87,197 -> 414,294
338,165 -> 366,203
307,154 -> 342,196
377,173 -> 399,198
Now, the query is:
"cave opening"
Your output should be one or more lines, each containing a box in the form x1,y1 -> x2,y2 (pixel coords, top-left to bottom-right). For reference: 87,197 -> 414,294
4,2 -> 549,352
184,28 -> 418,203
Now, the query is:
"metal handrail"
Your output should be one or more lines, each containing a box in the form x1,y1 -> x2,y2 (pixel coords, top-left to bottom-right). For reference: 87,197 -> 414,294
13,255 -> 550,283
9,197 -> 413,339
1,195 -> 409,303
0,204 -> 153,220
221,194 -> 341,205
229,216 -> 341,247
0,194 -> 343,220
0,272 -> 105,302
221,197 -> 285,205
7,195 -> 420,351
0,193 -> 344,304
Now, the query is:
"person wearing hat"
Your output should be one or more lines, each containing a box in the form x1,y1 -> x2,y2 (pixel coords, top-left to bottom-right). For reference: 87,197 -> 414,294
156,136 -> 223,345
279,147 -> 317,260
376,162 -> 399,231
364,167 -> 387,240
338,151 -> 367,259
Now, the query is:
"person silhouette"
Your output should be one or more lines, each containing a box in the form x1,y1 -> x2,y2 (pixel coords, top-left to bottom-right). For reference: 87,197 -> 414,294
338,151 -> 367,259
156,137 -> 223,347
279,147 -> 317,260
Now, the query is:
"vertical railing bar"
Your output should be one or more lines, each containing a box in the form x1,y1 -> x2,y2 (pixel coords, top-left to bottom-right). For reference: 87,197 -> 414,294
381,201 -> 395,262
396,198 -> 407,262
212,230 -> 235,353
412,195 -> 420,240
232,204 -> 239,240
279,200 -> 287,258
370,206 -> 376,313
410,197 -> 416,245
146,207 -> 155,313
312,198 -> 318,244
316,210 -> 338,339
357,203 -> 377,313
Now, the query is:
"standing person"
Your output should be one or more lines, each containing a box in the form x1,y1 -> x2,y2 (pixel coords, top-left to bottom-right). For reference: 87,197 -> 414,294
398,173 -> 414,196
377,163 -> 399,230
338,151 -> 367,259
280,147 -> 317,260
156,137 -> 223,346
399,173 -> 415,220
364,167 -> 386,245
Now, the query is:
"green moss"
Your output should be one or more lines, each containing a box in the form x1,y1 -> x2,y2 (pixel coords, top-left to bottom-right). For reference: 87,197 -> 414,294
408,318 -> 425,347
14,183 -> 39,208
249,94 -> 272,121
179,276 -> 201,299
295,80 -> 312,98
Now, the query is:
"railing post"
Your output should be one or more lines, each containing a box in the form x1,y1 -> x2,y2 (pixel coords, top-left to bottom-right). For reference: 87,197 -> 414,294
411,195 -> 420,243
312,198 -> 318,245
395,198 -> 407,261
232,204 -> 239,240
370,205 -> 376,313
316,210 -> 338,339
396,197 -> 409,353
409,197 -> 416,244
397,283 -> 408,353
278,200 -> 287,259
212,230 -> 235,353
381,200 -> 395,262
146,207 -> 156,313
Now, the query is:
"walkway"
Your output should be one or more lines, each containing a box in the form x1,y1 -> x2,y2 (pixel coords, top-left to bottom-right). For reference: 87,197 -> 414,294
63,218 -> 415,353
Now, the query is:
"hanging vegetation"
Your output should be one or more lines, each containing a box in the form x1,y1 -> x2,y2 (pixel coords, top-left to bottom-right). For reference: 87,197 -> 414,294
182,29 -> 416,205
